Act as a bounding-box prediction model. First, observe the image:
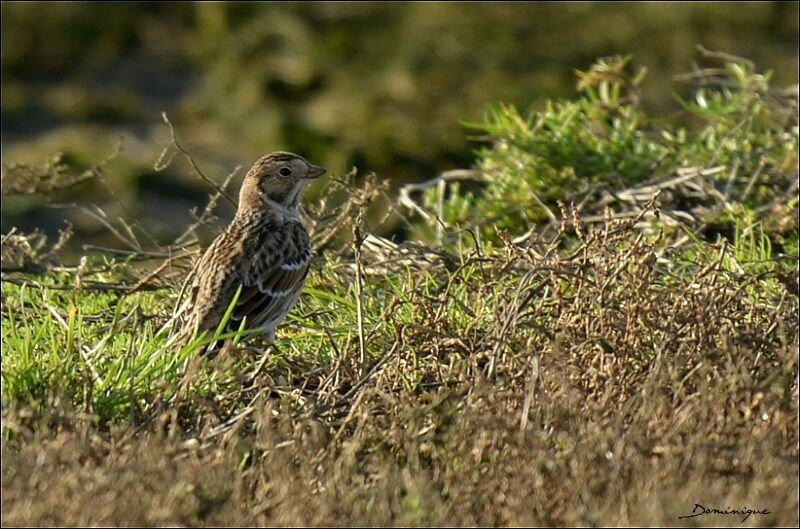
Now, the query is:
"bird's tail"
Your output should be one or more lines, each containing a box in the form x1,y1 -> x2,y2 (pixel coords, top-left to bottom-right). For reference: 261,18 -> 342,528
155,310 -> 190,350
160,310 -> 227,358
159,269 -> 200,349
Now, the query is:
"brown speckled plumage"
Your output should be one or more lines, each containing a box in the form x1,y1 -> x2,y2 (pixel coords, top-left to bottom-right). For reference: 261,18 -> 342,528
175,151 -> 325,349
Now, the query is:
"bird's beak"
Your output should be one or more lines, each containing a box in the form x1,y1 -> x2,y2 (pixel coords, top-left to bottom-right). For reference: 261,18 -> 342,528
306,164 -> 326,179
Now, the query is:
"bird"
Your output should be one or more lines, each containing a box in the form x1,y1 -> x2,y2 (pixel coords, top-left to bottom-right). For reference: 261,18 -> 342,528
172,151 -> 326,354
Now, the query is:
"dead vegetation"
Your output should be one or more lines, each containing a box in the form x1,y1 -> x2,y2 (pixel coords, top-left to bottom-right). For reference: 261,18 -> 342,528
3,190 -> 797,525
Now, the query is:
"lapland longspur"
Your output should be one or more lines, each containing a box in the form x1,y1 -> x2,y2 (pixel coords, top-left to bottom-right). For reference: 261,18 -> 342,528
174,151 -> 325,350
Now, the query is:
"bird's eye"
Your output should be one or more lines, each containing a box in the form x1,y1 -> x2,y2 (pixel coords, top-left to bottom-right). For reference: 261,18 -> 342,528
279,167 -> 292,177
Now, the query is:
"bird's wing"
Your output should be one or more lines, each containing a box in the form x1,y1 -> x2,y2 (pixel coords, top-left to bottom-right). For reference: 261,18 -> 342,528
176,218 -> 310,342
229,220 -> 311,330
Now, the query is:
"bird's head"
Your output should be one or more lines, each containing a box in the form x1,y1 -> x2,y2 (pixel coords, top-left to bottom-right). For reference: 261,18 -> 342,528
240,151 -> 326,210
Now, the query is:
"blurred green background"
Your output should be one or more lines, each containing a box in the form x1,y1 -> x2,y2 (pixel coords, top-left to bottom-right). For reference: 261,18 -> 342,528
2,2 -> 798,254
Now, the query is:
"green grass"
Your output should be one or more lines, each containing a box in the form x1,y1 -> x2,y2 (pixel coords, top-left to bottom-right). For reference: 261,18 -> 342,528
415,56 -> 798,248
